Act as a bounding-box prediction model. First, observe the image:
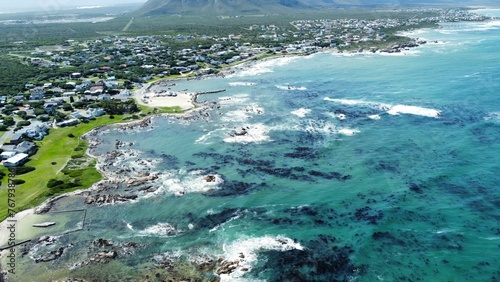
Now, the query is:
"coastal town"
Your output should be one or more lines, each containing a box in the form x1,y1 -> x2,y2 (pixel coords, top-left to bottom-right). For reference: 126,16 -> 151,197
0,7 -> 491,216
0,2 -> 499,281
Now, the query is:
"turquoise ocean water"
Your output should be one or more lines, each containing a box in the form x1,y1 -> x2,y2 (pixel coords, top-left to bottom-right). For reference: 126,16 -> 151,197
4,10 -> 500,281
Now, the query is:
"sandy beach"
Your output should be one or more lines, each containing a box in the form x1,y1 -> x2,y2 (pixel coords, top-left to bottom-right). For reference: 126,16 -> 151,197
134,82 -> 195,110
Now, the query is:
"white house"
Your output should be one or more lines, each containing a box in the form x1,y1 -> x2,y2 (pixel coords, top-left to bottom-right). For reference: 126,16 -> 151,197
3,153 -> 29,167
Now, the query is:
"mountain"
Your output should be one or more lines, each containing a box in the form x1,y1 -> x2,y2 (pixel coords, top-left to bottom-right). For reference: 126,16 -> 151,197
137,0 -> 327,15
137,0 -> 495,15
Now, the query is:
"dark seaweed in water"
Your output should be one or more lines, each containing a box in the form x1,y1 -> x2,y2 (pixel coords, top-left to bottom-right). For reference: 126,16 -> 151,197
159,153 -> 180,168
353,206 -> 383,224
284,147 -> 319,159
308,170 -> 352,181
255,235 -> 363,281
193,208 -> 242,230
204,180 -> 263,197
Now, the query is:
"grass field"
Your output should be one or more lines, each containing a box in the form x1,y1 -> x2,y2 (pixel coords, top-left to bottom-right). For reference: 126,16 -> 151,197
0,115 -> 133,221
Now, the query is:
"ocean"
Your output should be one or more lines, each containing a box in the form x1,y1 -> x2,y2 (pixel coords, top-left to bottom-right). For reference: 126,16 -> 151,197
3,9 -> 500,281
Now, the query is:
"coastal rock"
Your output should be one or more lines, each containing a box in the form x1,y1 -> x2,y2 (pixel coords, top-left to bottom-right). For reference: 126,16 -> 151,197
84,194 -> 138,205
92,238 -> 114,247
216,260 -> 240,275
204,175 -> 216,182
89,251 -> 118,264
127,174 -> 159,187
34,247 -> 66,263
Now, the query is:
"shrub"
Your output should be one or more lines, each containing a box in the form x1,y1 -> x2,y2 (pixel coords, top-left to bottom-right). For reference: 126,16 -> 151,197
68,133 -> 75,138
47,178 -> 64,188
15,166 -> 35,175
11,179 -> 25,185
16,120 -> 31,127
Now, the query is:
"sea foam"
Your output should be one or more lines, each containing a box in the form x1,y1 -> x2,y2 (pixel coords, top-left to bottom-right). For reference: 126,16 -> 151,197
137,223 -> 180,237
291,108 -> 311,117
219,235 -> 304,281
324,97 -> 440,118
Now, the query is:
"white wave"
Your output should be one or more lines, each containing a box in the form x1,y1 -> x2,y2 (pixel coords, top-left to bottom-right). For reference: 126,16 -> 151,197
228,82 -> 256,86
229,57 -> 299,77
223,124 -> 271,144
209,213 -> 242,233
221,110 -> 253,123
218,94 -> 250,105
138,223 -> 180,237
484,112 -> 500,122
324,97 -> 440,118
195,128 -> 226,144
219,235 -> 304,281
338,128 -> 360,136
387,105 -> 441,118
303,119 -> 337,136
276,85 -> 308,91
161,171 -> 224,196
368,114 -> 381,120
337,113 -> 346,120
123,219 -> 134,231
291,108 -> 311,117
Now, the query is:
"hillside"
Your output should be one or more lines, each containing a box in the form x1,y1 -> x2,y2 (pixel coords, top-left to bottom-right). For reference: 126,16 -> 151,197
137,0 -> 496,15
137,0 -> 325,15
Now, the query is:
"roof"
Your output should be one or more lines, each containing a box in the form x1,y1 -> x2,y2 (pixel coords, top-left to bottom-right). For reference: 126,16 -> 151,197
4,153 -> 29,165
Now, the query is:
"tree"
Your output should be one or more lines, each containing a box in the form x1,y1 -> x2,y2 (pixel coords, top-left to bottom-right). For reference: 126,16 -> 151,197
62,103 -> 73,111
16,110 -> 27,119
3,116 -> 15,126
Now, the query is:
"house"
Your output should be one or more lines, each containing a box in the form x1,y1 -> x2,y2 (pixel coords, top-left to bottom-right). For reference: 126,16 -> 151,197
3,153 -> 29,167
1,145 -> 16,154
24,124 -> 49,140
44,103 -> 58,114
70,72 -> 82,79
7,132 -> 24,145
56,119 -> 79,127
63,92 -> 77,97
29,93 -> 44,100
70,111 -> 84,119
0,151 -> 16,160
99,94 -> 111,101
13,141 -> 37,155
13,95 -> 24,102
87,108 -> 105,118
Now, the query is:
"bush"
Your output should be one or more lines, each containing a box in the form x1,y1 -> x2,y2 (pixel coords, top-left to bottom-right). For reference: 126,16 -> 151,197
11,179 -> 25,185
68,133 -> 75,138
15,166 -> 35,175
47,178 -> 64,188
3,116 -> 15,126
16,120 -> 31,127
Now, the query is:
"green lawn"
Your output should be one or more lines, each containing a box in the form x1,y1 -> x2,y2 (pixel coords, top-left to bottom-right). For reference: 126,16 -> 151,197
0,115 -> 135,221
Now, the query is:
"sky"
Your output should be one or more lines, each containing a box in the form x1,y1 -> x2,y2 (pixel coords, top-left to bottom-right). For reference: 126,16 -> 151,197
0,0 -> 148,13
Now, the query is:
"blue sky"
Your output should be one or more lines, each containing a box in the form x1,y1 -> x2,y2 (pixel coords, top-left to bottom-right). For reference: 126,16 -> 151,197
1,0 -> 148,13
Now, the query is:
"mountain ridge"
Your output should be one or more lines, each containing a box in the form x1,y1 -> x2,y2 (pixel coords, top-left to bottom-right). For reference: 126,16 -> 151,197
136,0 -> 496,15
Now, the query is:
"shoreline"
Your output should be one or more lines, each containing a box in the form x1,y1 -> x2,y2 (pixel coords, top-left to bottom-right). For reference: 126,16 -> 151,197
0,13 -> 469,226
0,23 -> 446,226
0,15 -> 496,281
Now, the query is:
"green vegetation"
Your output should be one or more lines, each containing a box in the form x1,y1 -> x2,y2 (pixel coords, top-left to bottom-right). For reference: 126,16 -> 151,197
0,114 -> 137,221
